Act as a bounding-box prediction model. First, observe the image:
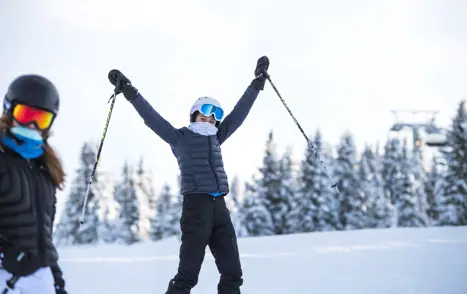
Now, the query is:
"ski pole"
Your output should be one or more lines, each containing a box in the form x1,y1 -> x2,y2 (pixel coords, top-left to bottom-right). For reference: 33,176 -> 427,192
79,79 -> 120,231
2,276 -> 19,294
266,75 -> 339,193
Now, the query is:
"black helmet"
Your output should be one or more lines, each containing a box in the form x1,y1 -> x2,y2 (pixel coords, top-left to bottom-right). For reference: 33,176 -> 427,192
4,74 -> 60,115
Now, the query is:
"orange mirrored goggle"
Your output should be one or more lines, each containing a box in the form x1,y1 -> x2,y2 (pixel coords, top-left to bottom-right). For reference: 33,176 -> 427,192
12,104 -> 55,130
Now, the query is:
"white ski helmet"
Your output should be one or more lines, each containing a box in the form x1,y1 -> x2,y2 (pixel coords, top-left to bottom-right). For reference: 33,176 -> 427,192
190,96 -> 224,126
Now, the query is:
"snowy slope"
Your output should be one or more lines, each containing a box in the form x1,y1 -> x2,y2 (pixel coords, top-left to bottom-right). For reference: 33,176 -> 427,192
57,226 -> 467,294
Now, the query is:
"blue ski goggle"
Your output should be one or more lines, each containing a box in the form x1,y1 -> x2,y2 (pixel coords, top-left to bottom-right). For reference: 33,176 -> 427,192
197,104 -> 224,121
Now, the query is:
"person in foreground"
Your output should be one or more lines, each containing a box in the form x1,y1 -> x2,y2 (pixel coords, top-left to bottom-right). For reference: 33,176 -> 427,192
108,56 -> 270,294
0,75 -> 67,294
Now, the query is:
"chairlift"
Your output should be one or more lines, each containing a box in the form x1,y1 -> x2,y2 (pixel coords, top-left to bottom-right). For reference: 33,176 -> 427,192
388,109 -> 450,148
424,126 -> 448,147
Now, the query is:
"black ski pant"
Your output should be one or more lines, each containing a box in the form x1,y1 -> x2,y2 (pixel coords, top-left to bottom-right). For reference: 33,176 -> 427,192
166,193 -> 243,294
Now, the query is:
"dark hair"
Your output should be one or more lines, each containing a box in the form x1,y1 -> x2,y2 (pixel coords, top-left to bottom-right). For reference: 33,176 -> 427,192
0,114 -> 65,190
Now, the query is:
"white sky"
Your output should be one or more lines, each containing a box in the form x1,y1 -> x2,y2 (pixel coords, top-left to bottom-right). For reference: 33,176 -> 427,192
1,0 -> 466,214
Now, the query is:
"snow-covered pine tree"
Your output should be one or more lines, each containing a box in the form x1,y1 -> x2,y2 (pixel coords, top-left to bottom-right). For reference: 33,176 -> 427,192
382,138 -> 403,226
360,145 -> 392,228
397,139 -> 427,227
96,169 -> 118,244
135,157 -> 157,241
148,187 -> 162,241
382,138 -> 403,206
274,148 -> 297,234
253,131 -> 296,235
288,130 -> 339,233
54,141 -> 101,245
241,131 -> 279,236
425,156 -> 443,224
334,132 -> 366,230
410,143 -> 429,226
113,161 -> 140,245
437,100 -> 467,226
227,174 -> 241,211
99,198 -> 118,244
170,178 -> 183,240
240,181 -> 274,237
150,183 -> 179,240
228,175 -> 244,236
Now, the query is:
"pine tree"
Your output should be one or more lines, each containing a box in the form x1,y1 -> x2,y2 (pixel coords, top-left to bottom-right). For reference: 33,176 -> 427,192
275,149 -> 297,234
135,157 -> 157,241
150,183 -> 179,240
241,182 -> 275,237
170,185 -> 183,240
97,172 -> 118,244
425,156 -> 443,224
289,130 -> 339,233
437,100 -> 467,226
227,175 -> 241,211
397,139 -> 427,227
382,138 -> 403,206
334,132 -> 366,230
410,143 -> 429,226
54,142 -> 101,245
249,131 -> 295,235
382,138 -> 403,227
228,175 -> 244,236
241,131 -> 280,236
114,161 -> 140,245
99,203 -> 117,243
360,146 -> 392,228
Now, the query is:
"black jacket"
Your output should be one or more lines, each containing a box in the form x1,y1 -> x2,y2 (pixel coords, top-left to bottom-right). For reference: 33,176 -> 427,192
130,85 -> 260,196
0,144 -> 65,286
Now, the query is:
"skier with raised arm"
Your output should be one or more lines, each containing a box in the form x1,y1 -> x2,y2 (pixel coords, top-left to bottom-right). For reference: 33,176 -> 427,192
108,56 -> 270,294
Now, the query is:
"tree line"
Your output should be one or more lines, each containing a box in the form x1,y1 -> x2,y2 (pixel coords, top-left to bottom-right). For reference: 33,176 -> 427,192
53,100 -> 467,246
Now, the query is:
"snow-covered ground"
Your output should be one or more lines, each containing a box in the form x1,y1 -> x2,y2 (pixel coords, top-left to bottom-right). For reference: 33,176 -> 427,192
58,226 -> 467,294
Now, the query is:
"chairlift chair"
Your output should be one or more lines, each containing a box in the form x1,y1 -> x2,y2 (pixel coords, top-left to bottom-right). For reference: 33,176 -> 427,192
424,126 -> 449,147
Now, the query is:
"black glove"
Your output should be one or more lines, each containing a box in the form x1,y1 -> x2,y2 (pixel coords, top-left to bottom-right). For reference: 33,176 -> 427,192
0,246 -> 41,277
108,69 -> 139,102
251,56 -> 270,91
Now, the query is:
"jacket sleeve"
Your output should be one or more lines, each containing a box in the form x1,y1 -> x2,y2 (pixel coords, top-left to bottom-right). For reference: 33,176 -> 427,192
130,93 -> 182,145
217,85 -> 260,145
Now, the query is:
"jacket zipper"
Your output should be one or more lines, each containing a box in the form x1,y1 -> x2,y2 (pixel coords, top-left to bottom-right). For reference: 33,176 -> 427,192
208,136 -> 220,193
29,160 -> 45,263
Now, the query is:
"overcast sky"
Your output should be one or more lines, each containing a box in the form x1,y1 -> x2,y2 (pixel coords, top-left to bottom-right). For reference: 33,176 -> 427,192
1,0 -> 466,215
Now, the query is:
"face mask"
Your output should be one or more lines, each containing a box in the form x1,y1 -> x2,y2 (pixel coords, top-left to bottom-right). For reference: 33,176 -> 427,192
188,122 -> 218,136
1,126 -> 44,159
